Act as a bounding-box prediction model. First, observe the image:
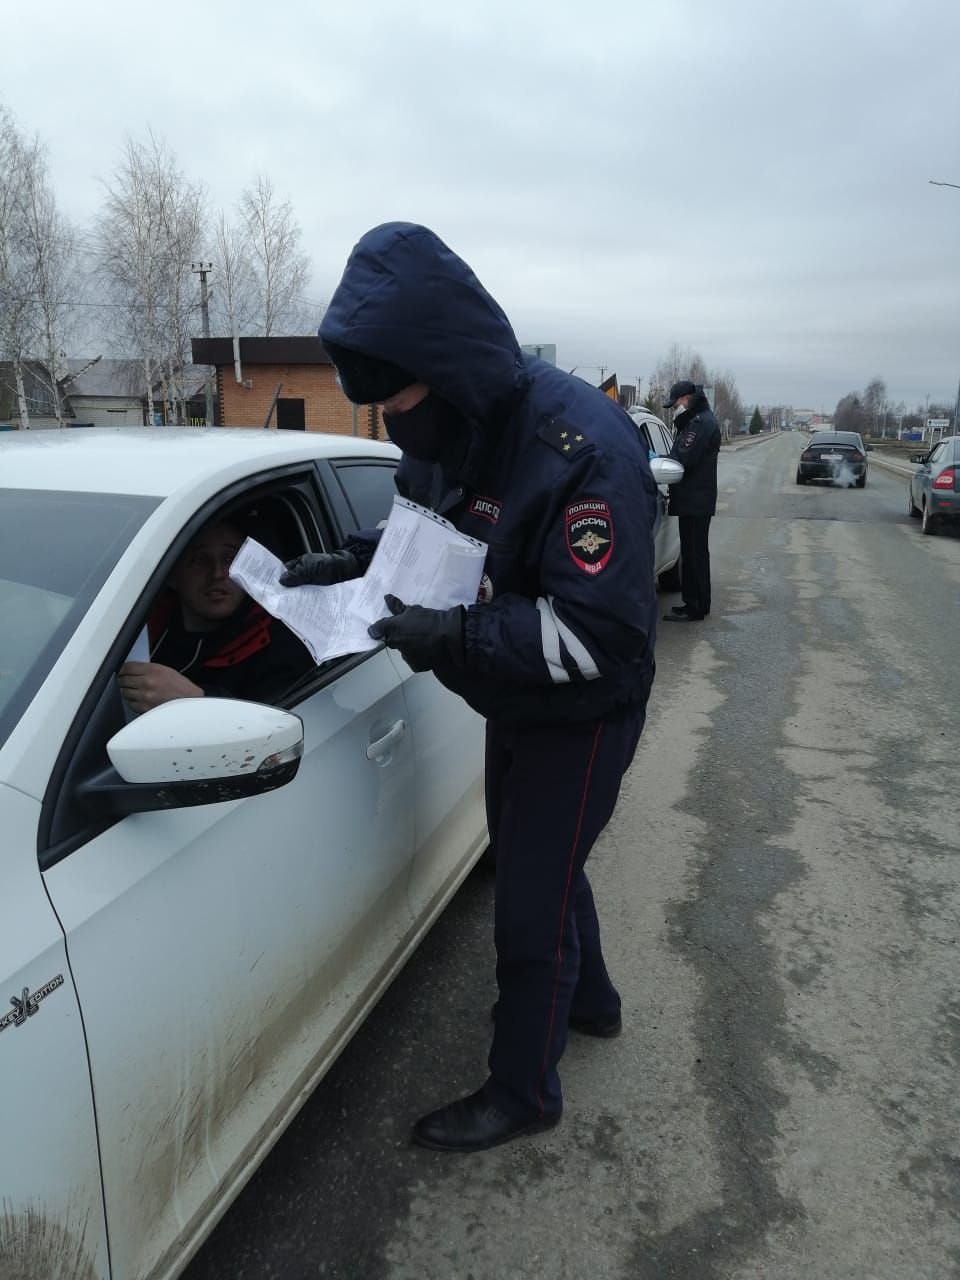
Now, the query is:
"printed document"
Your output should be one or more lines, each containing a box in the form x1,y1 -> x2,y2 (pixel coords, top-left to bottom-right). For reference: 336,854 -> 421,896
229,496 -> 487,665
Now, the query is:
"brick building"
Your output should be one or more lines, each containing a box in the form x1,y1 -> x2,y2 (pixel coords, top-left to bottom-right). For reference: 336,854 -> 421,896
191,337 -> 384,438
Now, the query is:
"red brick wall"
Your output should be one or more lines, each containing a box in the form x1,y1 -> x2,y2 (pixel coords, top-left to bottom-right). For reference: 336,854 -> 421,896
216,363 -> 383,439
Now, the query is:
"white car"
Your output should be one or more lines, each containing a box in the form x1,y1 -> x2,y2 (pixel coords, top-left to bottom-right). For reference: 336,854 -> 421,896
627,408 -> 683,591
0,428 -> 486,1280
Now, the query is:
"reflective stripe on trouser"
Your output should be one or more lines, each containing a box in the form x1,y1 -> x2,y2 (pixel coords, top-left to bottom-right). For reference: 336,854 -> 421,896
679,514 -> 712,616
483,707 -> 645,1122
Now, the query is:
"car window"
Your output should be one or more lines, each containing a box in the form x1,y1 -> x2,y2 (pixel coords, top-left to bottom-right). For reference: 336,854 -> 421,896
333,461 -> 399,528
0,488 -> 159,750
656,424 -> 675,455
928,443 -> 946,465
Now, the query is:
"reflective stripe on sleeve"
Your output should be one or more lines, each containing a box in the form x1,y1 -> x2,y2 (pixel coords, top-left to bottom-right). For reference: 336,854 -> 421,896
546,595 -> 601,681
536,597 -> 571,684
536,596 -> 602,683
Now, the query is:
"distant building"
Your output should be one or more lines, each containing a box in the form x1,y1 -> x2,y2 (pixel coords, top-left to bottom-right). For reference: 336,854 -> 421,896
0,358 -> 208,429
191,336 -> 384,436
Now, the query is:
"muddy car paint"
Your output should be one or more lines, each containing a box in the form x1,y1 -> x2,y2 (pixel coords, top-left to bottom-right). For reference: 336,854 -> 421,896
0,429 -> 487,1280
0,784 -> 110,1280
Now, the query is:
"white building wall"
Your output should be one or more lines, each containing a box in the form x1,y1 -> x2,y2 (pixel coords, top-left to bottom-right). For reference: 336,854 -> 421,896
69,397 -> 145,427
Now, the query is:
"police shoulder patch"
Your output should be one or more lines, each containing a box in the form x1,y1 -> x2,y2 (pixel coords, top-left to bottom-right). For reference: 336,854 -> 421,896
565,498 -> 614,575
538,418 -> 591,460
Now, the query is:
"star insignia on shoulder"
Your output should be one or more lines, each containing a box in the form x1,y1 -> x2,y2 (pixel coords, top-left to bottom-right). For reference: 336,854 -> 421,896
538,419 -> 591,460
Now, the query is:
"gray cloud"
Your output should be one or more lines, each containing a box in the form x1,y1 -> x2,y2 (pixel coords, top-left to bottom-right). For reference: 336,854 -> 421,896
7,0 -> 960,411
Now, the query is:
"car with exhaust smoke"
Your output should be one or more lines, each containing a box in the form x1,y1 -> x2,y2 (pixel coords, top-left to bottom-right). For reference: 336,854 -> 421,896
0,427 -> 487,1280
908,434 -> 960,534
796,430 -> 870,487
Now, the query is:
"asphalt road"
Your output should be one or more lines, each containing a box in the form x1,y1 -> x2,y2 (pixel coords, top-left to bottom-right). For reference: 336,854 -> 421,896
185,433 -> 960,1280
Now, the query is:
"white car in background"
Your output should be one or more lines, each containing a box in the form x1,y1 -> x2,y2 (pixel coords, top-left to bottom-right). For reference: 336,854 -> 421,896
0,428 -> 486,1280
628,408 -> 684,591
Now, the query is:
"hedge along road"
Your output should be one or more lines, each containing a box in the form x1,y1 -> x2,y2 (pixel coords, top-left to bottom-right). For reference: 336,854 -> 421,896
185,433 -> 960,1280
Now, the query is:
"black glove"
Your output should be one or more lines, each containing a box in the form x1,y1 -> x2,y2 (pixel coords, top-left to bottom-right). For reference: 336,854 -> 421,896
280,549 -> 361,587
367,595 -> 465,672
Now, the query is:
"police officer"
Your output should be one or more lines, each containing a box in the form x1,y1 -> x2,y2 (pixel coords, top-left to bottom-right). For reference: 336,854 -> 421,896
661,381 -> 721,622
283,224 -> 658,1152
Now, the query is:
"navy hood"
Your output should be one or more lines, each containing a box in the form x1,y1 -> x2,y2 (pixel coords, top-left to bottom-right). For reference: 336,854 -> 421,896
319,223 -> 528,425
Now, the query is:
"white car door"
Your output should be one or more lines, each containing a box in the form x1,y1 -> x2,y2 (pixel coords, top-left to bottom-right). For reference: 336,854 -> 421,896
0,786 -> 110,1280
39,478 -> 417,1280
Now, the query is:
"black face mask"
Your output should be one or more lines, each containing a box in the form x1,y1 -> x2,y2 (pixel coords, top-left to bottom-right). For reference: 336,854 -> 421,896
383,395 -> 464,464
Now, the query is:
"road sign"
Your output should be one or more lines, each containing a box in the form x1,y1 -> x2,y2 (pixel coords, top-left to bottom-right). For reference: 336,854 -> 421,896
521,343 -> 557,366
927,418 -> 950,428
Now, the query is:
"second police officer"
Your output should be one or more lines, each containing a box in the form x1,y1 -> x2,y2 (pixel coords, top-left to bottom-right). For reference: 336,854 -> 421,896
661,380 -> 722,623
283,223 -> 659,1152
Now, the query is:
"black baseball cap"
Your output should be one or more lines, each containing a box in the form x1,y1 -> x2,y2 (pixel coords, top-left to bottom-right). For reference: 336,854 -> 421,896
662,380 -> 698,409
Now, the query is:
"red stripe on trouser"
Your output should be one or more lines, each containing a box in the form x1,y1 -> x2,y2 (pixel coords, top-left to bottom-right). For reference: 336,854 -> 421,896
534,722 -> 604,1115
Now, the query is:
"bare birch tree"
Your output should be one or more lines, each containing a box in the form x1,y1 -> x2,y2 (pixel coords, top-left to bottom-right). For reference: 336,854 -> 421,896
0,103 -> 79,428
0,104 -> 33,426
94,134 -> 206,423
239,175 -> 311,335
18,134 -> 79,427
210,210 -> 257,338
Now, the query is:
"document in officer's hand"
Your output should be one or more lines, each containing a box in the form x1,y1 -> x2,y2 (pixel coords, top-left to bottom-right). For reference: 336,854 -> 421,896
230,496 -> 488,665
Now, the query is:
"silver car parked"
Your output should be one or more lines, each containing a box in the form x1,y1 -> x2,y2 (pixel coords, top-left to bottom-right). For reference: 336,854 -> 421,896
908,434 -> 960,535
628,408 -> 683,590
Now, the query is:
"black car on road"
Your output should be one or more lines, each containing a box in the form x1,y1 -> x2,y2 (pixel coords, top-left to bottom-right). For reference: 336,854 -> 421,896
796,431 -> 869,487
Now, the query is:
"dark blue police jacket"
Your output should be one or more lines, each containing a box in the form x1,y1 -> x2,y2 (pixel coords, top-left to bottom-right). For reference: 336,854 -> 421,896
320,222 -> 658,726
669,389 -> 721,517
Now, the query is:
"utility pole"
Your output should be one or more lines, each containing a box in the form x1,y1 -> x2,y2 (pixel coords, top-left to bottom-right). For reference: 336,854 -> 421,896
192,261 -> 215,427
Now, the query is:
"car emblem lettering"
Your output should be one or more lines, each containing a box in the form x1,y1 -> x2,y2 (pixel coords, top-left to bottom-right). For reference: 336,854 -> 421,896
0,975 -> 64,1036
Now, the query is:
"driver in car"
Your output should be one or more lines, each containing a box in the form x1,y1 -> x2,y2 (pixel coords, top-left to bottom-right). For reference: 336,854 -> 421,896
118,517 -> 313,714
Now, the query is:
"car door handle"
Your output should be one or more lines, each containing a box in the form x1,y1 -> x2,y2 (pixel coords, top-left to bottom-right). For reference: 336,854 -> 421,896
366,719 -> 406,761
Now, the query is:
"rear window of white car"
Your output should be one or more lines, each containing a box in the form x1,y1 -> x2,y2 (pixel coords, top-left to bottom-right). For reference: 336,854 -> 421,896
0,488 -> 159,749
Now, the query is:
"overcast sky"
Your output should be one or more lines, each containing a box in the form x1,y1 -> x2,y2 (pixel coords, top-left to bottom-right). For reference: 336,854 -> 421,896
6,0 -> 960,412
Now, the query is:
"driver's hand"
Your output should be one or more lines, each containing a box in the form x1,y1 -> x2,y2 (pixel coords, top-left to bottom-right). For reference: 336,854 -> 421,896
119,661 -> 204,713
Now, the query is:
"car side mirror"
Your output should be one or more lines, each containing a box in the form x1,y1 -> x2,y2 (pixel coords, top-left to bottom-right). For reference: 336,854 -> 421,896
649,457 -> 685,486
79,698 -> 304,819
909,452 -> 927,464
865,445 -> 873,452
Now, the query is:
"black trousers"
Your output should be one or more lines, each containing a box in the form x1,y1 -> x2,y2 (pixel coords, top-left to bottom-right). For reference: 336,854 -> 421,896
678,515 -> 712,617
483,705 -> 646,1122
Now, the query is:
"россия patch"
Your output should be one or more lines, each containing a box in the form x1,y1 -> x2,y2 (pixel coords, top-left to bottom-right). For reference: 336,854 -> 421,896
565,499 -> 613,575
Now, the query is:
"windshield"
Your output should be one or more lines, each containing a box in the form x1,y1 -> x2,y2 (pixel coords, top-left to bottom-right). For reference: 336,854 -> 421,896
0,488 -> 159,751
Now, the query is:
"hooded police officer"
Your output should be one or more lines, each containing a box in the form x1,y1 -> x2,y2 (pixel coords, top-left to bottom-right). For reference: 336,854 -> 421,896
281,223 -> 659,1152
661,381 -> 721,622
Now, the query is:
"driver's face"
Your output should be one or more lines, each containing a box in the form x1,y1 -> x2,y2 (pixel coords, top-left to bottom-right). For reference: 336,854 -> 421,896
172,523 -> 246,631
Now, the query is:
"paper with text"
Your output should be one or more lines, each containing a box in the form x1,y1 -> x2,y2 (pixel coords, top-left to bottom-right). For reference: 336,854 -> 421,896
229,496 -> 487,665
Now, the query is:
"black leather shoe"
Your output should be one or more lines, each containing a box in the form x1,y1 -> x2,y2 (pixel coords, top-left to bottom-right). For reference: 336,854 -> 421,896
412,1090 -> 560,1152
663,612 -> 704,622
490,1002 -> 622,1038
670,605 -> 690,615
568,1011 -> 623,1038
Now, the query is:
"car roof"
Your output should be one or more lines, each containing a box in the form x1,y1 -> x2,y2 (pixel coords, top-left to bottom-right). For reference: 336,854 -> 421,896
0,428 -> 399,498
628,408 -> 670,428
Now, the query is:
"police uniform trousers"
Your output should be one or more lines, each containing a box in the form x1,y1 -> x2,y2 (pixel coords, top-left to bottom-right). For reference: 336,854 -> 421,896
678,515 -> 712,617
483,707 -> 645,1122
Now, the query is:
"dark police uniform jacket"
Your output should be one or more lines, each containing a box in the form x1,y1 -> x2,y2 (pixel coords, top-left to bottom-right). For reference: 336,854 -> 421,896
668,390 -> 721,517
321,223 -> 658,727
